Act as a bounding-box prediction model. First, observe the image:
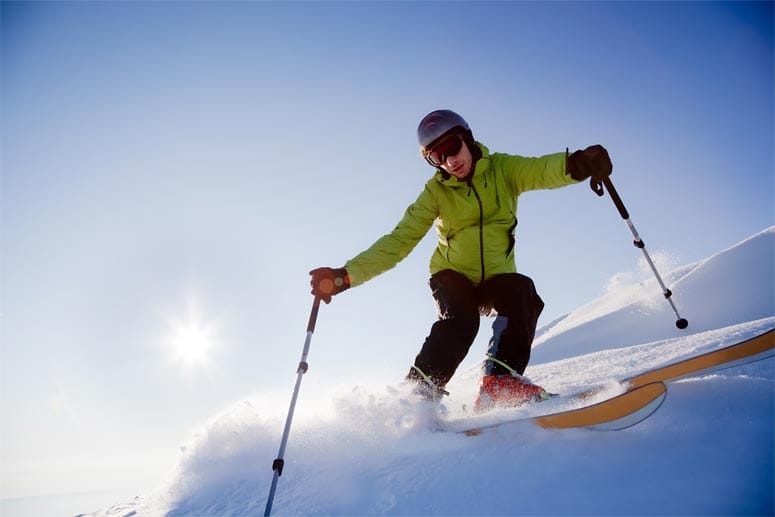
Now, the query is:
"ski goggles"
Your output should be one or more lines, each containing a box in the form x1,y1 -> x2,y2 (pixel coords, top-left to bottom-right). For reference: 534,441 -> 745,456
424,132 -> 464,167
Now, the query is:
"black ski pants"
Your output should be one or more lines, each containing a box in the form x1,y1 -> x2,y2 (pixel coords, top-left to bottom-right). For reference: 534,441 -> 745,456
408,269 -> 544,388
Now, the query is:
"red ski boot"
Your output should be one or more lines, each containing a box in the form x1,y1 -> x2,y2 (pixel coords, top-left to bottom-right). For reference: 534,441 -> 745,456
474,374 -> 552,412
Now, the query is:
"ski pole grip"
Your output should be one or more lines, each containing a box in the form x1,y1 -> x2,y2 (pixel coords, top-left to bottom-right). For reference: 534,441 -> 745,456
307,296 -> 321,333
603,177 -> 630,220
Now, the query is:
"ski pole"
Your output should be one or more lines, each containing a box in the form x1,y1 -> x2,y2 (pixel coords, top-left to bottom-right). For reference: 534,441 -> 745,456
596,177 -> 689,330
264,295 -> 322,516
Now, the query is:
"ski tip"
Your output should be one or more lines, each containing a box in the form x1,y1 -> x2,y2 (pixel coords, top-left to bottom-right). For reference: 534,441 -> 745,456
535,381 -> 667,431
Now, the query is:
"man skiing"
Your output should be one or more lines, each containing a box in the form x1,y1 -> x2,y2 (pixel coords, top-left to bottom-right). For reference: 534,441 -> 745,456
310,109 -> 612,411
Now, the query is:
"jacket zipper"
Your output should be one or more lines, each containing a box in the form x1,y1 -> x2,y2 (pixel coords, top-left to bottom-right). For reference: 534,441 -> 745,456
469,182 -> 486,284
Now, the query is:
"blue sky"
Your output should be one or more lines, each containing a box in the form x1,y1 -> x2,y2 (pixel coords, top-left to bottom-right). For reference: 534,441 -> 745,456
2,0 -> 773,499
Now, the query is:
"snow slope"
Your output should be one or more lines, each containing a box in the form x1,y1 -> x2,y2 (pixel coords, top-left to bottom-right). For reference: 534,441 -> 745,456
89,227 -> 774,516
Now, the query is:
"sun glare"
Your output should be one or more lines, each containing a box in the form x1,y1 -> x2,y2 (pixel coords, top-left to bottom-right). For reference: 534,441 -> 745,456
173,325 -> 212,363
162,290 -> 223,374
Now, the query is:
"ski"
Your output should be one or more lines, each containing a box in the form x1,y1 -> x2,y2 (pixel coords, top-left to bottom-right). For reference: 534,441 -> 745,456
461,381 -> 667,436
624,328 -> 773,389
567,328 -> 774,402
458,329 -> 772,437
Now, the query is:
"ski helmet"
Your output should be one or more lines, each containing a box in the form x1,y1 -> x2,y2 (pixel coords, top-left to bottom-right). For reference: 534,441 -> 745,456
417,109 -> 470,151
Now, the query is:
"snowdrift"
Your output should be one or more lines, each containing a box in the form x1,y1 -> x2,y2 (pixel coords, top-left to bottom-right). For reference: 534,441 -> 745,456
532,226 -> 775,362
90,227 -> 774,516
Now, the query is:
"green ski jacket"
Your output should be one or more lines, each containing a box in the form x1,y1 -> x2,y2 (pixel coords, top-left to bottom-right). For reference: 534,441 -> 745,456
345,143 -> 577,287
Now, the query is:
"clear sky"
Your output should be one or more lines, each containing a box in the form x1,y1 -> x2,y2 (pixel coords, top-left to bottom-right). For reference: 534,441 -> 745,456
2,0 -> 773,499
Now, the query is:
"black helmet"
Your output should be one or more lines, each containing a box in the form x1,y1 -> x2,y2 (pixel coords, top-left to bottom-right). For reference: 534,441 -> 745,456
417,109 -> 470,151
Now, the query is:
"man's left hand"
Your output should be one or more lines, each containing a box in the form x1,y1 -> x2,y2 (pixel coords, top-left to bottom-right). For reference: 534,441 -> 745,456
567,144 -> 612,182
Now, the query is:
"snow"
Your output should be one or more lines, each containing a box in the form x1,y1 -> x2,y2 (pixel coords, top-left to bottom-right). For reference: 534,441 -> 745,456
88,227 -> 774,516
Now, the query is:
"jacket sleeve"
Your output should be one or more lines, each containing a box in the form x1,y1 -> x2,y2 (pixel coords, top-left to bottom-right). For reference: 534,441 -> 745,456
498,151 -> 578,194
345,185 -> 438,287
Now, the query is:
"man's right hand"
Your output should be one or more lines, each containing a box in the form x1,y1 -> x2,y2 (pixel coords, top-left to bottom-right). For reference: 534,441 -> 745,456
309,267 -> 350,304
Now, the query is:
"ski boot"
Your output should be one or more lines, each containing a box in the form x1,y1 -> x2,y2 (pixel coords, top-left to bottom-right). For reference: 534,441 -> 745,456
406,365 -> 449,404
473,373 -> 553,413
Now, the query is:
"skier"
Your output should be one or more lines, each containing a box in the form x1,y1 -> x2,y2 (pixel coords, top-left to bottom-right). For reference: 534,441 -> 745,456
310,109 -> 612,411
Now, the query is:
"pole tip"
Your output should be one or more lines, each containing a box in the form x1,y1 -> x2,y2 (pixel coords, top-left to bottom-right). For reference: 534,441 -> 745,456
676,318 -> 689,330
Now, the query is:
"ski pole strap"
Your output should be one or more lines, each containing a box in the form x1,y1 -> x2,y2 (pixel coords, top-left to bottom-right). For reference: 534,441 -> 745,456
410,365 -> 450,396
485,356 -> 520,377
591,178 -> 604,196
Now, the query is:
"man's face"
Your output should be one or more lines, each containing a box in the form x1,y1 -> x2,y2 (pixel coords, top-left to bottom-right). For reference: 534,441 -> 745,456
441,138 -> 473,180
427,133 -> 473,180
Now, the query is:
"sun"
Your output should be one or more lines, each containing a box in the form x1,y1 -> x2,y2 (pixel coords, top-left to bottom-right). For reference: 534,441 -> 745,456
172,325 -> 213,363
162,290 -> 221,371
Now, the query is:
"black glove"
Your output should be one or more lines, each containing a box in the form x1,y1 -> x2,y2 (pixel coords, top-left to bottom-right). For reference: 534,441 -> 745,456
309,267 -> 350,304
567,144 -> 613,182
